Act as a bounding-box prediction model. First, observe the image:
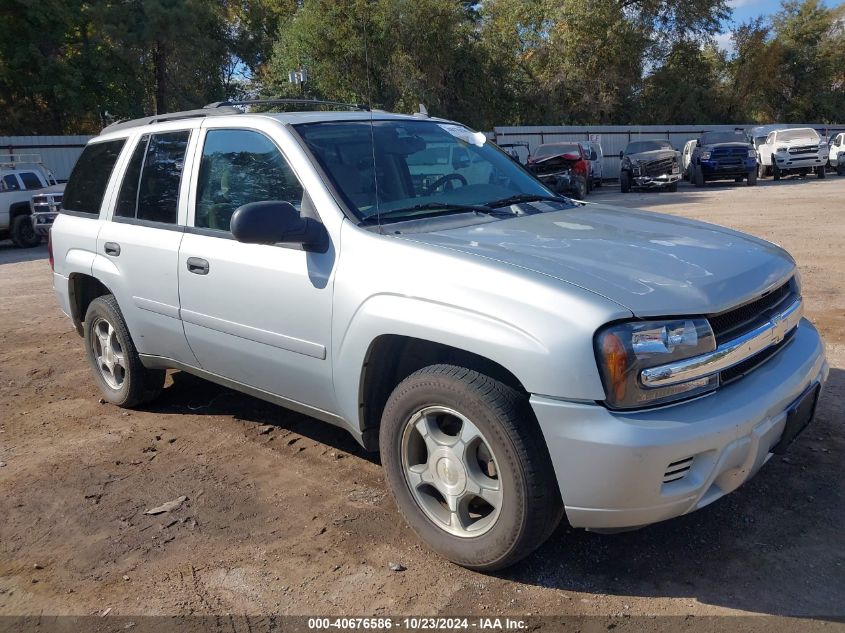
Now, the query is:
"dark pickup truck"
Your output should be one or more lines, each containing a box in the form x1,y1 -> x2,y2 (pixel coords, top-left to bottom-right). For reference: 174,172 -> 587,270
690,131 -> 758,187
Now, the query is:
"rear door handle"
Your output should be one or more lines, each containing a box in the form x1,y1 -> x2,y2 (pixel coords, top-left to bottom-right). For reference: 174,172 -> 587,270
186,257 -> 210,275
104,242 -> 121,256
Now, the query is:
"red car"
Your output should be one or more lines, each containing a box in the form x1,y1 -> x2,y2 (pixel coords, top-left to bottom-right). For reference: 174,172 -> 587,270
527,142 -> 590,199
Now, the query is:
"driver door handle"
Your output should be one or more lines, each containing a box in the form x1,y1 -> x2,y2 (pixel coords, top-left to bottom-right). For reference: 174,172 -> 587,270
187,257 -> 209,275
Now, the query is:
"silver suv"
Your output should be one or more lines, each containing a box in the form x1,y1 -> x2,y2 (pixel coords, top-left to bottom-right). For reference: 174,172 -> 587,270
49,101 -> 828,571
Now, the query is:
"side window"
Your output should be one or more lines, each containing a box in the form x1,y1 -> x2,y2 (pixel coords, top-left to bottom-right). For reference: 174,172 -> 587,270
2,174 -> 21,191
19,172 -> 43,190
63,139 -> 126,216
115,131 -> 189,224
195,129 -> 304,232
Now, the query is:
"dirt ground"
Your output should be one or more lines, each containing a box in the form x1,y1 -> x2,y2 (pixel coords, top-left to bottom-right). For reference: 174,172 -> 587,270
1,176 -> 843,623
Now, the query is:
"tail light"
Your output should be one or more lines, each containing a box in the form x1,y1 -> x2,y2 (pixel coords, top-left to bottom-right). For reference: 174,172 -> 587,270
48,230 -> 54,271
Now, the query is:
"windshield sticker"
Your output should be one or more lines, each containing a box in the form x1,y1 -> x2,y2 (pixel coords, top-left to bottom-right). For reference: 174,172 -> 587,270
438,124 -> 486,147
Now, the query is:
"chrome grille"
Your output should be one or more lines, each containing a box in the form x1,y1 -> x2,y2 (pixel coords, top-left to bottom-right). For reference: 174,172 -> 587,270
709,278 -> 798,345
642,157 -> 674,176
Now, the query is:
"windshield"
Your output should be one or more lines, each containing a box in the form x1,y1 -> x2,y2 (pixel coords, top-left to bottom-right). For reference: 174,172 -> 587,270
777,128 -> 819,142
295,119 -> 557,221
701,132 -> 747,145
625,140 -> 672,154
533,143 -> 581,158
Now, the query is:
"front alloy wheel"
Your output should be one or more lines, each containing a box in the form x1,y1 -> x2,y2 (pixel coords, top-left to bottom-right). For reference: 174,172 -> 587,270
401,406 -> 502,537
380,364 -> 563,570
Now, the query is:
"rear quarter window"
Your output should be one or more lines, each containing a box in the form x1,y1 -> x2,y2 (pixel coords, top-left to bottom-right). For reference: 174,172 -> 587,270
62,139 -> 126,216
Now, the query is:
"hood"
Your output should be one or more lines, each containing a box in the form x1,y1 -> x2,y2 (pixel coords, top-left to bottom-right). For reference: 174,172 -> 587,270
626,149 -> 677,162
399,204 -> 794,317
528,154 -> 580,175
528,153 -> 581,166
34,183 -> 65,195
702,141 -> 752,150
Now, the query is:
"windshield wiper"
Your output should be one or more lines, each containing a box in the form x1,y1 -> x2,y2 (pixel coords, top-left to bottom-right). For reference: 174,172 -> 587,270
360,202 -> 515,224
484,193 -> 573,209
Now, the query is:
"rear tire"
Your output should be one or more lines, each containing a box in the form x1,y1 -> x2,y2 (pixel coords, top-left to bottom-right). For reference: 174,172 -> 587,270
379,364 -> 563,571
10,214 -> 40,248
84,295 -> 165,408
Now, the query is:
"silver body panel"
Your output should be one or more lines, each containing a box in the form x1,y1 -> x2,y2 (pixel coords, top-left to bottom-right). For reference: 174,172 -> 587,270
50,110 -> 828,531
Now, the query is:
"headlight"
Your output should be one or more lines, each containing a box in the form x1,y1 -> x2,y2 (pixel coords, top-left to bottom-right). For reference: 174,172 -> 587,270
700,151 -> 711,160
748,150 -> 756,158
632,163 -> 642,175
595,319 -> 718,409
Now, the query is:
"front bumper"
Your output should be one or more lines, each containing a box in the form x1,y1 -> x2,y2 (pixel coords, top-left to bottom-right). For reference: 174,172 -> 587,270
632,173 -> 681,188
531,318 -> 828,530
700,158 -> 756,179
32,212 -> 57,236
537,172 -> 581,195
774,153 -> 825,170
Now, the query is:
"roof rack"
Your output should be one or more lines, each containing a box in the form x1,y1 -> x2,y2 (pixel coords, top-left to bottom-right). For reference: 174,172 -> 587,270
101,106 -> 242,134
205,99 -> 370,112
0,153 -> 44,168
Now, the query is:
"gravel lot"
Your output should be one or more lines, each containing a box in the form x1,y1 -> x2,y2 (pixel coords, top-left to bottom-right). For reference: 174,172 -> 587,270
1,176 -> 843,624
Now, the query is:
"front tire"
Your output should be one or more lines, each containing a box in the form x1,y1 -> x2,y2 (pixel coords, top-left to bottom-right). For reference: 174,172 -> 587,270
10,215 -> 40,248
747,169 -> 758,186
620,170 -> 631,193
772,161 -> 781,181
817,166 -> 826,179
379,365 -> 563,571
693,165 -> 705,188
84,295 -> 165,407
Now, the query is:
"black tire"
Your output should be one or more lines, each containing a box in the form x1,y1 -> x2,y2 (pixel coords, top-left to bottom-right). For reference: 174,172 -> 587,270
772,161 -> 781,181
83,295 -> 165,408
838,162 -> 845,177
693,165 -> 705,188
379,364 -> 563,571
667,181 -> 678,193
10,214 -> 40,248
758,162 -> 767,179
576,177 -> 587,199
817,166 -> 826,179
747,169 -> 757,186
620,170 -> 631,193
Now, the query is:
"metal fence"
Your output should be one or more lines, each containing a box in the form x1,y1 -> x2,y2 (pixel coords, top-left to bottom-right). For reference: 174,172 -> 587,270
0,135 -> 92,181
493,124 -> 845,180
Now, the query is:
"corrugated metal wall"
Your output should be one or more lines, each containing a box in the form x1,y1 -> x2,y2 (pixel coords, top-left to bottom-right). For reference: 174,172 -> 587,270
493,124 -> 845,180
0,136 -> 92,181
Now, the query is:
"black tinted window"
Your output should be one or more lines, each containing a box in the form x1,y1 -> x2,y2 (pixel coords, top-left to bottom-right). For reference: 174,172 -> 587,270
2,174 -> 20,191
115,136 -> 148,218
196,129 -> 303,232
135,131 -> 189,224
19,172 -> 43,190
63,140 -> 125,215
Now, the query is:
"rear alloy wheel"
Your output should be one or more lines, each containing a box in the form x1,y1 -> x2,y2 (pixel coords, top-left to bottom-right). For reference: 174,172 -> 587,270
380,365 -> 562,571
10,215 -> 40,248
84,295 -> 165,407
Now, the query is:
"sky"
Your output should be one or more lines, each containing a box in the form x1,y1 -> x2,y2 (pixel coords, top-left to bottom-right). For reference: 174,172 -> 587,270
716,0 -> 841,51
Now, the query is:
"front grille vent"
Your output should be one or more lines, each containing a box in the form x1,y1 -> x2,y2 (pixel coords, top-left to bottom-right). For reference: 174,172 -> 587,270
709,278 -> 797,345
663,457 -> 694,483
643,157 -> 675,176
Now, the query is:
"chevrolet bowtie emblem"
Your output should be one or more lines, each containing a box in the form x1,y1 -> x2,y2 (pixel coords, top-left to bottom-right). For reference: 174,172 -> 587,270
770,313 -> 787,344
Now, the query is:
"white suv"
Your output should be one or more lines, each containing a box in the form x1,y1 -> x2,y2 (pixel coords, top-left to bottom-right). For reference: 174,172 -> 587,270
49,101 -> 828,570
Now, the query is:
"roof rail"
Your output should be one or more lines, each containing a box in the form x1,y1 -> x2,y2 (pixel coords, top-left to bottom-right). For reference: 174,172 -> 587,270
205,99 -> 370,112
101,105 -> 243,134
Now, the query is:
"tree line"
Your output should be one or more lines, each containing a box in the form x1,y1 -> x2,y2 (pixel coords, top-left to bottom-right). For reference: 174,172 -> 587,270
1,0 -> 843,135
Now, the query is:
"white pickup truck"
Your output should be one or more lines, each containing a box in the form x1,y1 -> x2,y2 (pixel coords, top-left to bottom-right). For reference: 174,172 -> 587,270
827,132 -> 845,175
0,154 -> 58,247
756,128 -> 827,180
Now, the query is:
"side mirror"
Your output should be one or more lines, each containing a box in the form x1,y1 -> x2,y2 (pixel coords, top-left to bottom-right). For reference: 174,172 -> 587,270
231,201 -> 328,252
618,150 -> 624,160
